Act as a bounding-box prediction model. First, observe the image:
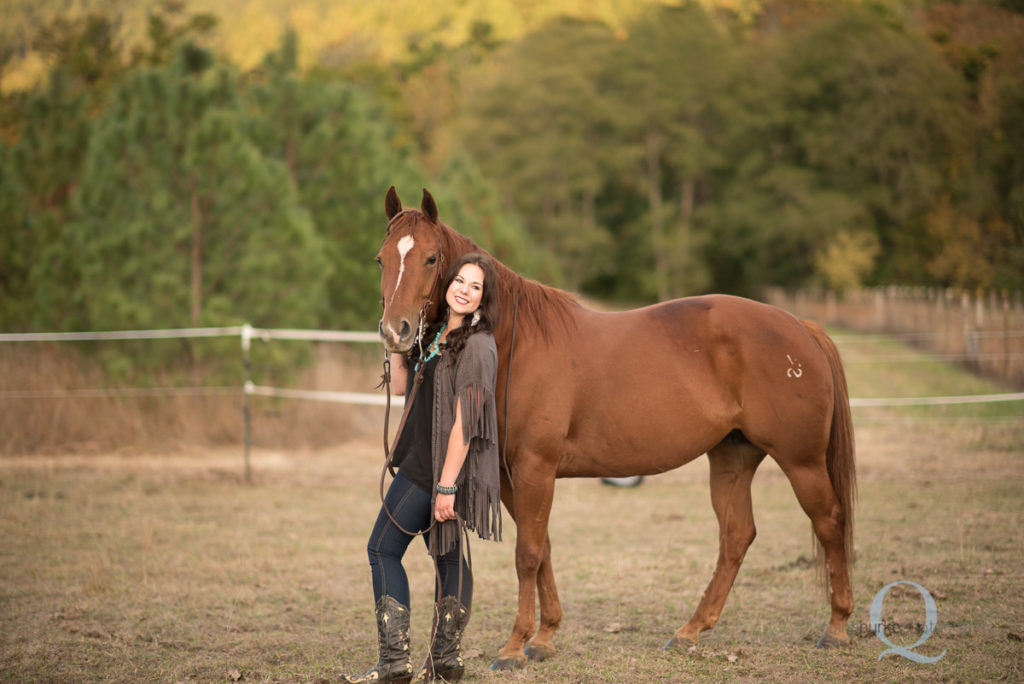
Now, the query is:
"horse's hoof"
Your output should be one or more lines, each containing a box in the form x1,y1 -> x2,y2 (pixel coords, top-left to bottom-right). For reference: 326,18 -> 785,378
815,631 -> 851,649
524,642 -> 556,661
664,635 -> 698,652
489,654 -> 526,671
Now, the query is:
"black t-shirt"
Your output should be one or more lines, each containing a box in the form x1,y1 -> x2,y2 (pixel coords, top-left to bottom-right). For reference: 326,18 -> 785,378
393,354 -> 440,493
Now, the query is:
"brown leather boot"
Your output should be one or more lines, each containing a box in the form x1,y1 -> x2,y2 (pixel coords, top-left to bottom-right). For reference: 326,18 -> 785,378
412,596 -> 469,682
342,596 -> 414,684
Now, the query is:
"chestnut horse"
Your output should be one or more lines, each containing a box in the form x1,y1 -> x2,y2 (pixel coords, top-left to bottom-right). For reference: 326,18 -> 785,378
377,187 -> 855,670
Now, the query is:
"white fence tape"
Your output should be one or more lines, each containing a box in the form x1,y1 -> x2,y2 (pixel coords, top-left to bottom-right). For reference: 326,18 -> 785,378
0,327 -> 379,344
245,382 -> 403,407
0,386 -> 240,399
849,392 -> 1024,407
0,326 -> 243,342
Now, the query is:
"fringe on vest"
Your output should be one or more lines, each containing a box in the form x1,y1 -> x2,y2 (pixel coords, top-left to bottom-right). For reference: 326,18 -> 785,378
434,382 -> 502,556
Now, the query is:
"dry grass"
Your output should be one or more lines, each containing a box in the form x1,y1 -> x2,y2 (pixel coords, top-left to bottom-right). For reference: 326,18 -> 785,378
0,343 -> 387,455
1,335 -> 1023,682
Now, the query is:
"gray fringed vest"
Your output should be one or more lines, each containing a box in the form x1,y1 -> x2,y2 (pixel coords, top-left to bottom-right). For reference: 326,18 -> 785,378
430,331 -> 502,556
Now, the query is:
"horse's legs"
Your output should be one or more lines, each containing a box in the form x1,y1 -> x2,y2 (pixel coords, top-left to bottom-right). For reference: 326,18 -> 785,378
668,445 -> 765,648
491,461 -> 557,670
524,532 -> 561,661
493,466 -> 561,659
779,461 -> 854,647
493,469 -> 563,665
496,469 -> 563,662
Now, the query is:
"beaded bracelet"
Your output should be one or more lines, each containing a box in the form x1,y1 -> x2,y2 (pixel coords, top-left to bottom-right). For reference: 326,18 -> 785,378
435,483 -> 457,495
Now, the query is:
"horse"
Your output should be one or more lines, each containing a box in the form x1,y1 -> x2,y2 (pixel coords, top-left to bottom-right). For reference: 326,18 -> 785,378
376,187 -> 856,670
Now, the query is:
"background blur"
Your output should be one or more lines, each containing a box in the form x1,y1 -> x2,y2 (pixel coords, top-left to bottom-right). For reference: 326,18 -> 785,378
2,0 -> 1022,452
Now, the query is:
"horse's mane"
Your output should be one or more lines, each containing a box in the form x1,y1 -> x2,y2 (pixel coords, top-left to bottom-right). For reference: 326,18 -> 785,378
437,221 -> 580,343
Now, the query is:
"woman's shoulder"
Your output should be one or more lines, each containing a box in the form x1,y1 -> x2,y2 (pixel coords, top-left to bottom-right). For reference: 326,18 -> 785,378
465,330 -> 496,353
457,331 -> 496,368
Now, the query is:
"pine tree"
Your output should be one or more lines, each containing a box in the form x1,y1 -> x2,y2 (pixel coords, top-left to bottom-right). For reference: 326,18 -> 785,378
0,70 -> 91,331
65,43 -> 330,335
245,30 -> 422,330
458,17 -> 617,291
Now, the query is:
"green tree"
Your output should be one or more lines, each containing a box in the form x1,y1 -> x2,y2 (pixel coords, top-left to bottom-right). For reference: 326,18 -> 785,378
247,30 -> 549,330
245,30 -> 422,330
434,148 -> 559,282
605,3 -> 736,300
704,3 -> 967,294
0,4 -> 226,331
0,70 -> 91,330
932,5 -> 1024,290
64,44 -> 329,335
458,17 -> 618,291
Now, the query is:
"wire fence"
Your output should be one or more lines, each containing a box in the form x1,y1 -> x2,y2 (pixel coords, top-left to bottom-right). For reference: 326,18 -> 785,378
3,324 -> 1022,406
1,323 -> 1021,477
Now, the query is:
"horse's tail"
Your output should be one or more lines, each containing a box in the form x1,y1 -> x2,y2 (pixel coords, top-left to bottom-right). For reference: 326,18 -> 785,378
803,320 -> 856,585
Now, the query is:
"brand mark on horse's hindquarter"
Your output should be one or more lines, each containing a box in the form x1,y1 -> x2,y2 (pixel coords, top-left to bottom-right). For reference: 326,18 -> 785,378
786,354 -> 803,378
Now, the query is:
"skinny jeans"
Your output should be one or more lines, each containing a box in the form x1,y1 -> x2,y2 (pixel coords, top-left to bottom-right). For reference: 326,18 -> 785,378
366,470 -> 472,610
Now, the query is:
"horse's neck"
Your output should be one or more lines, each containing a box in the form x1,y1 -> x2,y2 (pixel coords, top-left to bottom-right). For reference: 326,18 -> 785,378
440,222 -> 579,344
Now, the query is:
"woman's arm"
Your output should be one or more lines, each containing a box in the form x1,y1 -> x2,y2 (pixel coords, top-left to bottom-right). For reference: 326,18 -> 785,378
434,397 -> 470,522
390,353 -> 408,396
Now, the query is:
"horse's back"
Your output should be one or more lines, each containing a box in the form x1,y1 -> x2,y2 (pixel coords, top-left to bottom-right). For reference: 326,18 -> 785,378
521,294 -> 833,477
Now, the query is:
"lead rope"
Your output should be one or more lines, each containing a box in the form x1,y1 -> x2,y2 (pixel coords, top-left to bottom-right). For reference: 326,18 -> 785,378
379,337 -> 467,676
501,291 -> 520,493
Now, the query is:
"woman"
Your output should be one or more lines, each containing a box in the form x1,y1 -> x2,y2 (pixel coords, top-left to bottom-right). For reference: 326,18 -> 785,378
345,253 -> 503,684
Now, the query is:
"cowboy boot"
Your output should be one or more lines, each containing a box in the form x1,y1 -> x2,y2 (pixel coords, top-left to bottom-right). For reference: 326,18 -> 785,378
342,596 -> 414,684
412,596 -> 469,682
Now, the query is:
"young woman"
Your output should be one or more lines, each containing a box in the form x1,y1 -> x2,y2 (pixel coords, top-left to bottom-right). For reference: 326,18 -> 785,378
344,253 -> 502,684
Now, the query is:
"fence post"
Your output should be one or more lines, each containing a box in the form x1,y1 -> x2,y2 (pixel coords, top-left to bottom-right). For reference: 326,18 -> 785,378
241,324 -> 253,483
962,291 -> 979,372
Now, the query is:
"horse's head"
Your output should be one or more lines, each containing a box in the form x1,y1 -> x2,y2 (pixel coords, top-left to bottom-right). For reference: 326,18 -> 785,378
377,186 -> 449,353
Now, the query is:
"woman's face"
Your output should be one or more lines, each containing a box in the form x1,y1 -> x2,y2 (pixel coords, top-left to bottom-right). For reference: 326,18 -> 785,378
446,263 -> 485,321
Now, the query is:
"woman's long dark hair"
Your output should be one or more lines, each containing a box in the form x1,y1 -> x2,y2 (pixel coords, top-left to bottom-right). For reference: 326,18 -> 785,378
409,252 -> 500,364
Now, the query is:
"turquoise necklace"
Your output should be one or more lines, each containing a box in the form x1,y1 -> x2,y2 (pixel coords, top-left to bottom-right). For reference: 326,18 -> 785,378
415,328 -> 445,371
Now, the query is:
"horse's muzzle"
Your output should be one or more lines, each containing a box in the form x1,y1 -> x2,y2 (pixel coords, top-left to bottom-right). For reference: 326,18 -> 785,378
379,317 -> 414,353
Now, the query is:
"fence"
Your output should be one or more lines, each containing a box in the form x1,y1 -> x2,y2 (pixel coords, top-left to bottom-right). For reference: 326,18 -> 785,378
0,326 -> 401,480
764,287 -> 1024,390
2,317 -> 1021,478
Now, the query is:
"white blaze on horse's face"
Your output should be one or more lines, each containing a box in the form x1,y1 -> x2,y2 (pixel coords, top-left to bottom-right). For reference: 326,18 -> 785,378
392,235 -> 415,304
383,234 -> 416,346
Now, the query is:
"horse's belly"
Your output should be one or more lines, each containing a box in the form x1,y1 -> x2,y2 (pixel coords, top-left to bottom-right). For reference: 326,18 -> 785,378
552,403 -> 726,478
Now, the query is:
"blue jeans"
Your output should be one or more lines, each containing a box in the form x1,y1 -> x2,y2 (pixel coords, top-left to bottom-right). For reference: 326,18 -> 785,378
367,470 -> 472,610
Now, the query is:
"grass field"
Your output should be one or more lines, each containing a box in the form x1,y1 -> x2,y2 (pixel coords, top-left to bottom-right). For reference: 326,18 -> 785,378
1,334 -> 1022,682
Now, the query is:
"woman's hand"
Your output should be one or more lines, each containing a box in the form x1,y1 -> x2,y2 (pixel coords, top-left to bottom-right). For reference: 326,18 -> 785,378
390,353 -> 408,396
434,493 -> 456,522
436,397 -> 469,523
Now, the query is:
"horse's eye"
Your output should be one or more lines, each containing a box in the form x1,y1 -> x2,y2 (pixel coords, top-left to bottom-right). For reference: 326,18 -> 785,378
375,256 -> 383,268
425,255 -> 437,266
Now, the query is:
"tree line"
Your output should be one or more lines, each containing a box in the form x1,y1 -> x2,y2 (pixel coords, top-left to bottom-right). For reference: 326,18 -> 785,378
0,3 -> 545,339
2,0 -> 1022,342
451,1 -> 1024,300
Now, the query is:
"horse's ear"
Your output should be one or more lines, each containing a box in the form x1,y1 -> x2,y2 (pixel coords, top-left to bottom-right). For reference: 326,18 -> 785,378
385,186 -> 402,221
421,188 -> 438,223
